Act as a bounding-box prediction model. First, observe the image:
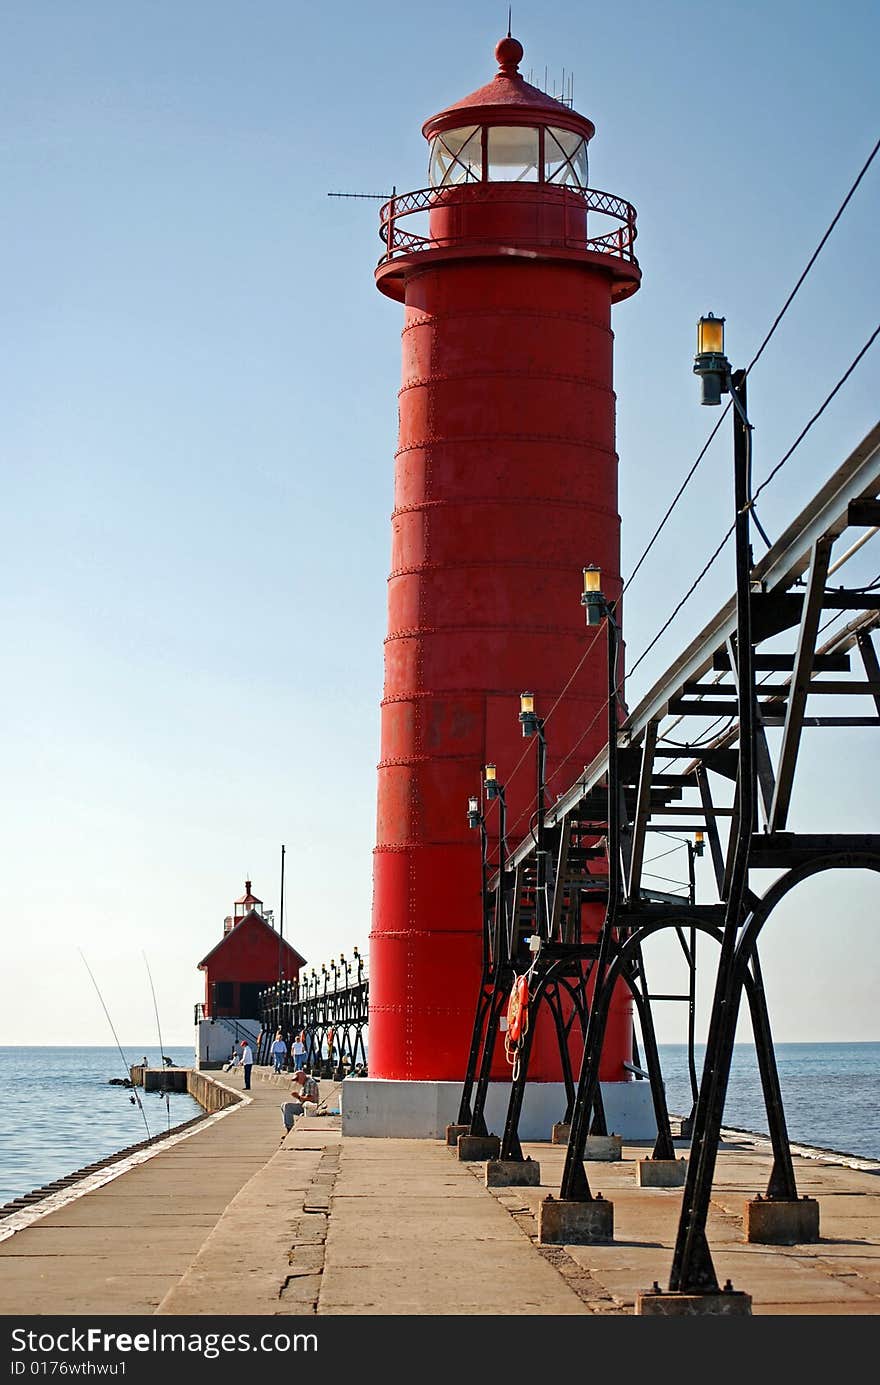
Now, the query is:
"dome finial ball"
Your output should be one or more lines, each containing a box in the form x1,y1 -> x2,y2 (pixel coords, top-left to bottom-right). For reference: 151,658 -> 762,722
495,35 -> 524,75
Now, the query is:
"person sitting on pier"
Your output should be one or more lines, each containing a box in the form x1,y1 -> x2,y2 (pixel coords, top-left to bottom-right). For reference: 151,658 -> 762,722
280,1069 -> 320,1135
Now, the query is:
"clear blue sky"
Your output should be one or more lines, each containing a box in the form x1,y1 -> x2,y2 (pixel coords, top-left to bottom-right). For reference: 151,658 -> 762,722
3,1 -> 878,1046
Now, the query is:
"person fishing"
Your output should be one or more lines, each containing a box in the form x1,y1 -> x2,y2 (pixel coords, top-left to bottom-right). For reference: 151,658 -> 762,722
280,1069 -> 320,1135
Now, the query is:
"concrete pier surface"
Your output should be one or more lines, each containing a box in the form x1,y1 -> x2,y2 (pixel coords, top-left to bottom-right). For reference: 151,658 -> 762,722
1,1068 -> 879,1317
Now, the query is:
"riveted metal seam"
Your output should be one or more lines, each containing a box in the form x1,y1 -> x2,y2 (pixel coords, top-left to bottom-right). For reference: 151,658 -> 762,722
398,371 -> 615,396
390,495 -> 620,517
394,436 -> 619,458
379,689 -> 598,706
384,622 -> 599,642
402,307 -> 613,335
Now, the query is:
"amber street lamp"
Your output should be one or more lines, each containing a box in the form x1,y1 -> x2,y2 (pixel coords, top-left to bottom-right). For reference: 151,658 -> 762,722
581,565 -> 607,626
693,312 -> 730,406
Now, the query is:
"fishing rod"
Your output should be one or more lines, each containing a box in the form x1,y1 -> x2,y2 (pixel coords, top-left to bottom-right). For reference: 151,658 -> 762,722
79,950 -> 152,1143
143,952 -> 171,1134
315,1078 -> 345,1115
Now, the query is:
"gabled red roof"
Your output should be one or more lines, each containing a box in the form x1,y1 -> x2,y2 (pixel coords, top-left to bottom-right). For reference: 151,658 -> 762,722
197,910 -> 307,970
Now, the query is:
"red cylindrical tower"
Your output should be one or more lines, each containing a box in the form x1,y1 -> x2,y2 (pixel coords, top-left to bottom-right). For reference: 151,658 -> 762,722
369,35 -> 640,1083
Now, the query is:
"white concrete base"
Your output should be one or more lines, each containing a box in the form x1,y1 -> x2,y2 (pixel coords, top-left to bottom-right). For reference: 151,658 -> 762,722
341,1078 -> 657,1140
195,1018 -> 260,1069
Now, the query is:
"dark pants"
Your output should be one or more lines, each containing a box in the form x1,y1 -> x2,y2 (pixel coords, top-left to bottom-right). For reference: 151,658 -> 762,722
243,1063 -> 252,1090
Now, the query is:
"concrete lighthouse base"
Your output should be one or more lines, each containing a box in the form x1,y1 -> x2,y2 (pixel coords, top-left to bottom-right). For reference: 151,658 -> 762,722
340,1078 -> 657,1141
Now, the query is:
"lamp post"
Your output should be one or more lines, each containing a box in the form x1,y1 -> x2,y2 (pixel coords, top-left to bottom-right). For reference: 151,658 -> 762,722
580,565 -> 621,765
483,764 -> 508,881
665,313 -> 760,1300
518,692 -> 548,938
467,791 -> 490,974
557,559 -> 627,1200
484,763 -> 510,967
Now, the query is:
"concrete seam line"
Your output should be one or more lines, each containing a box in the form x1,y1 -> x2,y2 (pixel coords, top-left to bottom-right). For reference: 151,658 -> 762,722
464,1159 -> 625,1315
280,1143 -> 340,1314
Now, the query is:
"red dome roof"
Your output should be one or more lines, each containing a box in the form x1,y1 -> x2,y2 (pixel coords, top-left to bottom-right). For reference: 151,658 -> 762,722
422,35 -> 595,143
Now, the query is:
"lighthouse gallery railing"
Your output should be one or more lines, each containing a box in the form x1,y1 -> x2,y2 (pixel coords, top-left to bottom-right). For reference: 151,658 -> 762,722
378,184 -> 638,266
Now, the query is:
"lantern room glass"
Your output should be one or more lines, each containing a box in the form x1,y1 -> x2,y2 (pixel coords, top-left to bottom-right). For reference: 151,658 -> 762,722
428,126 -> 482,186
486,125 -> 539,181
544,127 -> 588,187
428,124 -> 590,189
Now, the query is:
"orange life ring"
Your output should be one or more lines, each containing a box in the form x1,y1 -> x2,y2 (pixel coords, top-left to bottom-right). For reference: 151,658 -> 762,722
506,974 -> 529,1043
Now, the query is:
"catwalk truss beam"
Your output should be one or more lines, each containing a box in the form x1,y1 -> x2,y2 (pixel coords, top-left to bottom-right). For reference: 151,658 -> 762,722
258,958 -> 369,1078
465,413 -> 880,1302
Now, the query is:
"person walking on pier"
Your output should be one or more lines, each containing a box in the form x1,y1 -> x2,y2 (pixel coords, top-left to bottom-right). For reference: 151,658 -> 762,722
239,1038 -> 254,1090
292,1031 -> 306,1071
270,1030 -> 287,1073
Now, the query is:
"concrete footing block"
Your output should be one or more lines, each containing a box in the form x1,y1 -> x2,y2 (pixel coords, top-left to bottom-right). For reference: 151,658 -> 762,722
538,1194 -> 613,1244
485,1158 -> 541,1188
744,1195 -> 820,1244
457,1134 -> 501,1162
445,1124 -> 469,1147
636,1285 -> 752,1316
636,1157 -> 688,1187
551,1122 -> 570,1145
585,1134 -> 623,1161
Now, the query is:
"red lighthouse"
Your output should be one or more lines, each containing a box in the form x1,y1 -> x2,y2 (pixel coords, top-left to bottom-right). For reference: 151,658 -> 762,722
368,35 -> 640,1099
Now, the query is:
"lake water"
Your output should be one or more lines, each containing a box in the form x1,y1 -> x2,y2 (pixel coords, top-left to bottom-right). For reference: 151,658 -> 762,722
1,1041 -> 877,1207
657,1040 -> 880,1162
0,1046 -> 203,1206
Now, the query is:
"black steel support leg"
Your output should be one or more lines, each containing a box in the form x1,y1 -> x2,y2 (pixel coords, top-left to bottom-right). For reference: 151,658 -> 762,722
743,953 -> 799,1200
469,979 -> 511,1138
498,989 -> 542,1162
628,957 -> 676,1161
456,981 -> 498,1127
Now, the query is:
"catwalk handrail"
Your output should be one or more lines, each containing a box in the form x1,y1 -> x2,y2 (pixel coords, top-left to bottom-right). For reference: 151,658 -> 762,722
377,183 -> 638,266
491,418 -> 880,885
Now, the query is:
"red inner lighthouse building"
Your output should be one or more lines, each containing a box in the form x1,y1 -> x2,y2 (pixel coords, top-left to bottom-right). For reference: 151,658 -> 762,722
195,880 -> 306,1067
368,35 -> 641,1102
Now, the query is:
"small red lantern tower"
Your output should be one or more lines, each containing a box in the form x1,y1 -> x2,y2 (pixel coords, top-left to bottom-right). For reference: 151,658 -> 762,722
370,35 -> 640,1091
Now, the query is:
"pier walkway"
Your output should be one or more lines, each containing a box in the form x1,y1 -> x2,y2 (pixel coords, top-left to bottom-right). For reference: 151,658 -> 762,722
1,1069 -> 879,1317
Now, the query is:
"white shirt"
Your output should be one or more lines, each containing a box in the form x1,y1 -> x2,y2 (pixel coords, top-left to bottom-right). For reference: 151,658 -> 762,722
241,1044 -> 253,1065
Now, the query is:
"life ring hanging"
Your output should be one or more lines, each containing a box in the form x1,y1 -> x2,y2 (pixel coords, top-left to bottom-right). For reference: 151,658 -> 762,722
507,974 -> 529,1042
504,973 -> 530,1074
